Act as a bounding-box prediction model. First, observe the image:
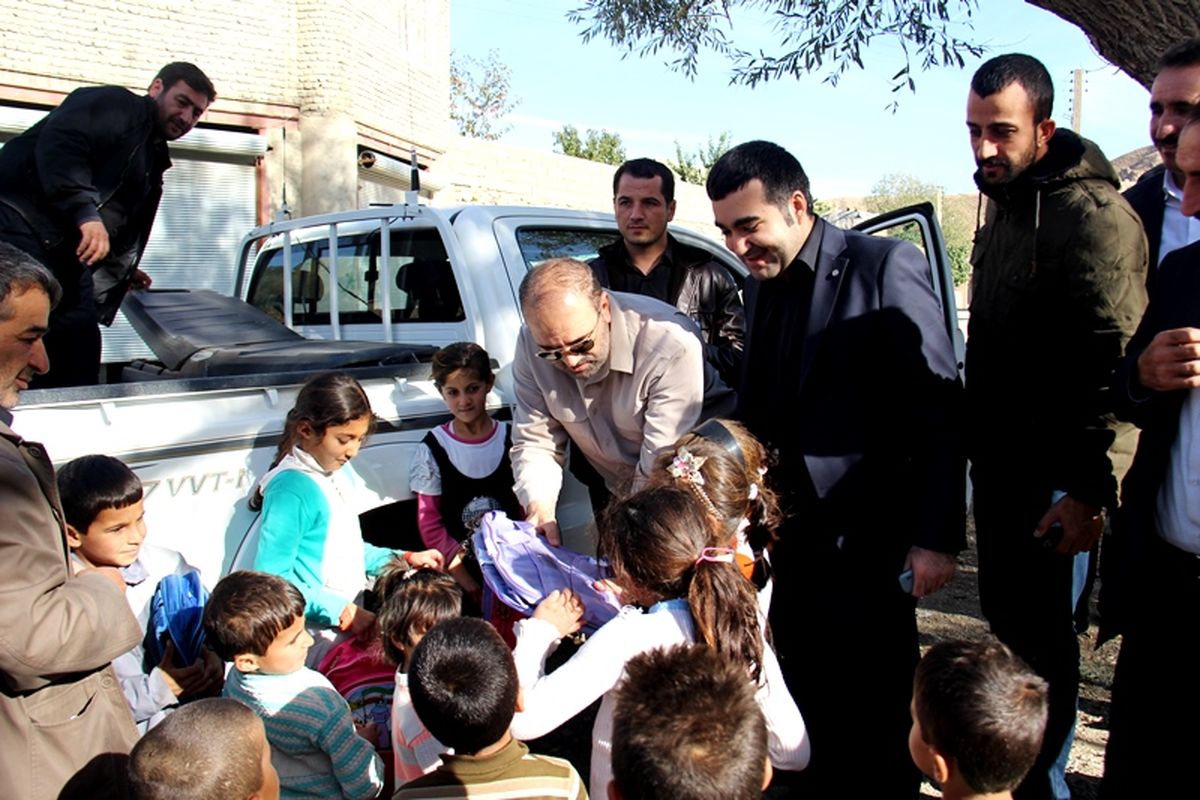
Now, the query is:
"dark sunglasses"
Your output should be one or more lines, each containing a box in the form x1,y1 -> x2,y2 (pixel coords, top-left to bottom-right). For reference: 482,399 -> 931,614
536,314 -> 602,361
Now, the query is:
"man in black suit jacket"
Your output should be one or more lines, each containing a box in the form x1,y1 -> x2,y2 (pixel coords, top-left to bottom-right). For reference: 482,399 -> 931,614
706,141 -> 964,798
1123,39 -> 1200,289
1101,115 -> 1200,800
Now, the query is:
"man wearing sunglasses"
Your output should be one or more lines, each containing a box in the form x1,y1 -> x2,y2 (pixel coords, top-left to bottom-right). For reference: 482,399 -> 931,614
510,258 -> 716,546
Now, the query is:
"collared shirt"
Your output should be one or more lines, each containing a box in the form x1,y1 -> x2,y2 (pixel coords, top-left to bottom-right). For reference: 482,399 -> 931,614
604,239 -> 674,302
393,736 -> 586,799
1158,170 -> 1200,266
1156,387 -> 1200,554
510,292 -> 706,511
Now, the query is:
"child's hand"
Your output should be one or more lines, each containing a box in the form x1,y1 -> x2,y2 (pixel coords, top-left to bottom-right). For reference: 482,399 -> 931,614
593,578 -> 624,601
158,641 -> 210,698
355,721 -> 382,746
404,548 -> 445,570
447,552 -> 482,597
533,589 -> 585,638
339,603 -> 377,640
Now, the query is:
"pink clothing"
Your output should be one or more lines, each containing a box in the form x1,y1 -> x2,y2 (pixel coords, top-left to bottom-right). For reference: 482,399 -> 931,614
416,494 -> 459,562
391,670 -> 448,784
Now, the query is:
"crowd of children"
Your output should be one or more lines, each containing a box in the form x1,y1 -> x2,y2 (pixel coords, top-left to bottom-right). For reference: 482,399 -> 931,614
53,353 -> 1053,799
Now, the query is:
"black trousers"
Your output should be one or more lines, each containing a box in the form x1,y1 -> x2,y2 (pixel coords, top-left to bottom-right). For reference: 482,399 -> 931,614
768,523 -> 922,798
1101,531 -> 1200,798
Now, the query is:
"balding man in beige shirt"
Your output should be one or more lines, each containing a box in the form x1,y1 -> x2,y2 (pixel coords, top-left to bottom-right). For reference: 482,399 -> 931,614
511,258 -> 717,545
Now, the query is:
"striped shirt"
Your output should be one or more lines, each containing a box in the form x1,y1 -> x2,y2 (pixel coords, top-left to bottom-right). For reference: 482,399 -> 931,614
393,736 -> 586,799
225,667 -> 384,799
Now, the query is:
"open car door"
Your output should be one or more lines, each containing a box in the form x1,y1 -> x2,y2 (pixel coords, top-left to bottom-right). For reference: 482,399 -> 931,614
852,202 -> 965,378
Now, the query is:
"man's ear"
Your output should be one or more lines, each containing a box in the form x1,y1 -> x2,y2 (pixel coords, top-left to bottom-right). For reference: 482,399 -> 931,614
1036,118 -> 1057,150
233,653 -> 260,674
666,200 -> 677,223
762,758 -> 774,791
790,190 -> 809,222
147,77 -> 164,98
65,523 -> 84,549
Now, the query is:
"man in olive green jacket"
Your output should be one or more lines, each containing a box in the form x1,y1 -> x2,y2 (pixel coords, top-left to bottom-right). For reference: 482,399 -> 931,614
0,242 -> 141,799
964,54 -> 1147,800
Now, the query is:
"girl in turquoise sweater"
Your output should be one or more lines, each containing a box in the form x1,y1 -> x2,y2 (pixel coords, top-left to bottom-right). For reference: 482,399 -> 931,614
254,372 -> 442,663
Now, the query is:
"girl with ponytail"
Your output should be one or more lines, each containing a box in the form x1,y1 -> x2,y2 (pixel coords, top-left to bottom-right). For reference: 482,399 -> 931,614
510,485 -> 808,798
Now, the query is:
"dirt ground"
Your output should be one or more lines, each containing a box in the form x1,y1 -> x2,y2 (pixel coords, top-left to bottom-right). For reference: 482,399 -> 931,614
917,521 -> 1120,799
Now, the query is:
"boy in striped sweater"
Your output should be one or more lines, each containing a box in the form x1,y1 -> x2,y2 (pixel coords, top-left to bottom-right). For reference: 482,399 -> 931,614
204,570 -> 384,800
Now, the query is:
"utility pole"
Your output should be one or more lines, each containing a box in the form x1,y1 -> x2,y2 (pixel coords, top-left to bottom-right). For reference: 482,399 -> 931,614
1071,68 -> 1084,133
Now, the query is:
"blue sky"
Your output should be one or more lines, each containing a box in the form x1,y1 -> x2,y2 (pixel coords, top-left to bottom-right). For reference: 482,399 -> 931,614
450,0 -> 1151,197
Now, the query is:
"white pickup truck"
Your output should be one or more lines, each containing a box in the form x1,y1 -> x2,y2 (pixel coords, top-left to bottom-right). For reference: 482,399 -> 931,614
10,198 -> 961,585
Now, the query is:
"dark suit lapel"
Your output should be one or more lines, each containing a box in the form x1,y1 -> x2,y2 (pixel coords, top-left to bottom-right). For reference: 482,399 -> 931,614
798,224 -> 849,388
737,277 -> 761,399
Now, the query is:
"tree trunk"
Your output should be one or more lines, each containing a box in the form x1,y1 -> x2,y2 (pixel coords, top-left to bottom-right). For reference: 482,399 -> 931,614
1029,0 -> 1200,88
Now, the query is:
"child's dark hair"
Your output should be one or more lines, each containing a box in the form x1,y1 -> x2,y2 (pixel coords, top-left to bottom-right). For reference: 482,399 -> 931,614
408,618 -> 517,755
57,454 -> 143,531
378,569 -> 463,666
128,698 -> 265,800
914,638 -> 1049,794
270,371 -> 373,469
612,644 -> 767,800
431,341 -> 493,389
600,485 -> 764,682
203,570 -> 306,661
653,418 -> 780,554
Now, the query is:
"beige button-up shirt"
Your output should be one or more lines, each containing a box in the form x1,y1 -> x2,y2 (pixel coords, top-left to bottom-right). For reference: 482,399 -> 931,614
511,291 -> 706,511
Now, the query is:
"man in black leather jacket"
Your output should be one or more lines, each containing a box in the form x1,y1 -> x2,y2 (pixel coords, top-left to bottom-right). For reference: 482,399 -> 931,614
589,158 -> 744,387
0,62 -> 214,387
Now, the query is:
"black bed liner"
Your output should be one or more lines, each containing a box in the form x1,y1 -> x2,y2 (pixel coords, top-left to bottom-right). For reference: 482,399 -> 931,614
120,289 -> 435,379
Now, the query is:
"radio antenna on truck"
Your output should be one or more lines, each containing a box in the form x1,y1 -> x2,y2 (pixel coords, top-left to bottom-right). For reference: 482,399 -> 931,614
406,146 -> 421,207
276,126 -> 291,221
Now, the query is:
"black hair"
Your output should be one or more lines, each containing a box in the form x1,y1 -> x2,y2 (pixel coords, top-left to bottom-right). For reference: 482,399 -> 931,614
612,644 -> 767,800
914,638 -> 1049,794
203,571 -> 306,661
153,62 -> 216,104
706,140 -> 813,212
129,698 -> 266,800
613,158 -> 675,204
431,341 -> 494,389
377,569 -> 463,666
970,53 -> 1054,123
408,618 -> 518,754
57,454 -> 144,531
1159,38 -> 1200,71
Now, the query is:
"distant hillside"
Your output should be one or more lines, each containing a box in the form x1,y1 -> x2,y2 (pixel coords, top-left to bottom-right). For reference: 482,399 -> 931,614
1111,145 -> 1160,189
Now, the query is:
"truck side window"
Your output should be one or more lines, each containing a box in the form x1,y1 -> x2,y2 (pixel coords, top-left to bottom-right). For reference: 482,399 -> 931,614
516,228 -> 617,269
248,228 -> 464,325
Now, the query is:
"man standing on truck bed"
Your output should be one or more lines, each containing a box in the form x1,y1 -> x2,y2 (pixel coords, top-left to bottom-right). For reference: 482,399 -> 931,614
0,62 -> 215,387
0,241 -> 142,799
510,257 -> 719,545
589,158 -> 744,388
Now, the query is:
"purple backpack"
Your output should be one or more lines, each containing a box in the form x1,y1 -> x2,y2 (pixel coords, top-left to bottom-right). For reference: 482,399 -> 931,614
473,511 -> 621,632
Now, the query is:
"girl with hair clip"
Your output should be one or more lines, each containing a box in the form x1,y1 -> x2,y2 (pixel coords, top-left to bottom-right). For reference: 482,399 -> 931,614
653,417 -> 780,616
253,372 -> 443,665
510,485 -> 809,798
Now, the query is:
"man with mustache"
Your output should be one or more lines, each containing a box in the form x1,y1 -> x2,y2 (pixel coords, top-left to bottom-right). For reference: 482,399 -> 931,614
0,62 -> 215,387
1124,39 -> 1200,289
510,257 -> 723,546
965,53 -> 1147,800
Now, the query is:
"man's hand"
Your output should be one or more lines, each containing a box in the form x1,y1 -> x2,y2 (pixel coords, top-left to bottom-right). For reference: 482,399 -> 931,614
404,548 -> 444,570
1136,328 -> 1200,392
130,268 -> 153,290
903,547 -> 956,598
76,220 -> 110,266
532,589 -> 584,637
526,501 -> 561,546
1035,494 -> 1103,556
338,603 -> 377,641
